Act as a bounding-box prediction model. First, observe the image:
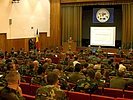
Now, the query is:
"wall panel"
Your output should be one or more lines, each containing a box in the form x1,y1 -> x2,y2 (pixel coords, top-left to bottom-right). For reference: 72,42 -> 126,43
50,0 -> 61,48
0,33 -> 6,52
61,0 -> 132,3
6,38 -> 28,52
0,0 -> 61,52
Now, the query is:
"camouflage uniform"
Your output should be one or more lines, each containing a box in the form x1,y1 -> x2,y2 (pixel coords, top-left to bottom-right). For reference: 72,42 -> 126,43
36,85 -> 67,100
31,75 -> 47,86
59,77 -> 69,90
68,72 -> 85,84
75,77 -> 98,94
0,86 -> 25,100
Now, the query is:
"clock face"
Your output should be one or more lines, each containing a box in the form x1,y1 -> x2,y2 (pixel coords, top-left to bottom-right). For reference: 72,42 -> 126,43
96,8 -> 110,23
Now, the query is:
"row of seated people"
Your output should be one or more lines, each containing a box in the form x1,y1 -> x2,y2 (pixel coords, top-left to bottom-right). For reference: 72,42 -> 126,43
1,70 -> 133,100
23,89 -> 133,100
20,80 -> 133,99
0,47 -> 133,99
1,54 -> 133,88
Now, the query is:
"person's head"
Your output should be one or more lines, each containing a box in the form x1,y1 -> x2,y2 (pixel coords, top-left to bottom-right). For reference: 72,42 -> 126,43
69,36 -> 72,40
83,63 -> 88,68
86,69 -> 95,79
117,70 -> 125,77
47,72 -> 58,85
37,67 -> 46,75
12,59 -> 19,70
7,62 -> 13,71
103,69 -> 110,78
74,63 -> 81,72
33,60 -> 39,66
33,60 -> 39,70
94,71 -> 102,80
56,64 -> 62,71
74,56 -> 78,61
115,63 -> 119,70
119,47 -> 121,50
118,64 -> 126,72
5,71 -> 20,85
47,58 -> 52,64
53,69 -> 60,76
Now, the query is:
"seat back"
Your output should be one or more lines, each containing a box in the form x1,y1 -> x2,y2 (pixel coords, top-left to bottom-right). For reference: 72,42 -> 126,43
20,82 -> 30,95
30,84 -> 41,96
22,94 -> 35,100
67,91 -> 90,100
22,76 -> 32,83
91,94 -> 115,100
116,97 -> 131,100
124,90 -> 133,99
126,86 -> 133,91
103,88 -> 123,98
93,87 -> 103,95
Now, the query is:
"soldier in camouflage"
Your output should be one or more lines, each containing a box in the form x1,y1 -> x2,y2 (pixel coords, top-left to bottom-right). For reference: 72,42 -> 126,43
35,72 -> 67,100
0,71 -> 25,100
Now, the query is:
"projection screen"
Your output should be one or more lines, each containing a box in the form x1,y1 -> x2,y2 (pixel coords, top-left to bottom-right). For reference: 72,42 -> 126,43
90,27 -> 116,46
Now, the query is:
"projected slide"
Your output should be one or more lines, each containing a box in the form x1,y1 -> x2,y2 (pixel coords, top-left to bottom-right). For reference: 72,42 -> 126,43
90,27 -> 116,46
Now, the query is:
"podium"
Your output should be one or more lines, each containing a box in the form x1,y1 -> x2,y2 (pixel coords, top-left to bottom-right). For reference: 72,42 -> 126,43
62,41 -> 76,52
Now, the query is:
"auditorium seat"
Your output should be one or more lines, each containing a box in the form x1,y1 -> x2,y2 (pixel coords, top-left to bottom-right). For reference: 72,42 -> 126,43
114,58 -> 124,63
51,57 -> 60,64
22,76 -> 32,83
20,82 -> 30,95
124,90 -> 133,99
30,84 -> 41,96
68,82 -> 76,90
93,87 -> 103,95
126,86 -> 133,91
22,94 -> 35,100
91,94 -> 115,100
67,91 -> 90,100
103,88 -> 123,98
116,98 -> 131,100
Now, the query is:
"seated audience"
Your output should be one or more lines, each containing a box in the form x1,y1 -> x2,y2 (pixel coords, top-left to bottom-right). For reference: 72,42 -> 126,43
0,71 -> 24,100
75,69 -> 98,93
36,72 -> 67,100
31,67 -> 47,86
110,70 -> 133,89
94,71 -> 104,87
73,56 -> 80,67
68,63 -> 85,84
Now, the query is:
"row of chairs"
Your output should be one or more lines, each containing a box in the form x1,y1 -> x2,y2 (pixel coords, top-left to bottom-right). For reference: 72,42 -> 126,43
22,91 -> 131,100
22,94 -> 35,100
94,87 -> 133,99
65,91 -> 131,100
20,82 -> 41,96
20,82 -> 133,100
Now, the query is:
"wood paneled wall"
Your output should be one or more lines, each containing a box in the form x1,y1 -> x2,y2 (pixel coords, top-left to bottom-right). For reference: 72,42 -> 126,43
0,0 -> 132,52
0,0 -> 61,52
50,0 -> 61,47
61,0 -> 113,3
6,38 -> 29,52
0,34 -> 6,52
0,33 -> 51,52
61,0 -> 132,3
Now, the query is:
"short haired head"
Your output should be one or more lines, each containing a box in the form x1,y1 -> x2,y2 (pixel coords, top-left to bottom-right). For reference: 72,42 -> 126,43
47,72 -> 58,85
94,71 -> 102,80
5,71 -> 20,84
33,60 -> 39,66
86,69 -> 95,79
117,70 -> 125,77
74,63 -> 81,72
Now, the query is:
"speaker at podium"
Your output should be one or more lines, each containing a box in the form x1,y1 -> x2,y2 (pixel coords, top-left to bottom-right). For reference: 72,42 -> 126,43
62,37 -> 76,52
